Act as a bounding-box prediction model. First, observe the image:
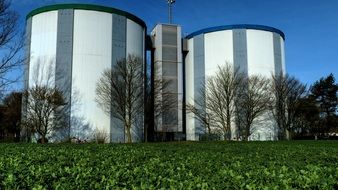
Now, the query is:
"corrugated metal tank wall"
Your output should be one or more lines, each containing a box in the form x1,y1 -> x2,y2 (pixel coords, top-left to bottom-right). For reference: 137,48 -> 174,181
185,25 -> 285,141
25,5 -> 146,142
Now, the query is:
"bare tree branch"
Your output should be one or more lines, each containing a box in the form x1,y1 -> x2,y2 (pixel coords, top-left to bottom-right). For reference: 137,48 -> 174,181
0,0 -> 23,97
235,75 -> 273,140
271,72 -> 306,140
187,63 -> 244,140
22,61 -> 67,143
96,54 -> 143,143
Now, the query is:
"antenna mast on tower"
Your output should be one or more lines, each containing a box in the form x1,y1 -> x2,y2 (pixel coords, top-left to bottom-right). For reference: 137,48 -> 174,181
167,0 -> 175,24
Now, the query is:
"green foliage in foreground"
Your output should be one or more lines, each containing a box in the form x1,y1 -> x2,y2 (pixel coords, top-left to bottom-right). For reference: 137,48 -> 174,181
0,141 -> 337,189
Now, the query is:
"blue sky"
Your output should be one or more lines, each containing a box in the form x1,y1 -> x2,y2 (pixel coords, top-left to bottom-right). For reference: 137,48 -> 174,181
10,0 -> 338,86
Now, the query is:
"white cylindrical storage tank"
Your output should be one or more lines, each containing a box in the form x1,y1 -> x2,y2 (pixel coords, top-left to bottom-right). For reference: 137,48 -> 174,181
25,4 -> 146,142
185,24 -> 285,141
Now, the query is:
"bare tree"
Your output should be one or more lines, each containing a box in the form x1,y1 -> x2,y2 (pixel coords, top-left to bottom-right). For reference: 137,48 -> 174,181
23,85 -> 66,143
22,61 -> 68,143
235,75 -> 273,140
96,54 -> 143,143
271,73 -> 306,140
187,63 -> 244,140
0,0 -> 24,97
186,86 -> 214,135
209,64 -> 244,140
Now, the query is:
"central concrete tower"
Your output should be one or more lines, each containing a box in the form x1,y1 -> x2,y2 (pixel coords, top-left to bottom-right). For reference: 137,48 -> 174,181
151,24 -> 184,140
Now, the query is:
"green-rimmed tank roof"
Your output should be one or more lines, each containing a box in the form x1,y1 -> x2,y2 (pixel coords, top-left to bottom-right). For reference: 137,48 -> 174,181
26,4 -> 146,28
186,24 -> 285,40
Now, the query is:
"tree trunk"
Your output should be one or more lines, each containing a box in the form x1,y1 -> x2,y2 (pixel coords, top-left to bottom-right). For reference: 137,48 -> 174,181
245,124 -> 250,141
144,124 -> 148,142
245,127 -> 249,141
15,130 -> 20,142
285,129 -> 291,140
126,123 -> 132,143
41,135 -> 45,144
223,132 -> 227,141
226,116 -> 231,140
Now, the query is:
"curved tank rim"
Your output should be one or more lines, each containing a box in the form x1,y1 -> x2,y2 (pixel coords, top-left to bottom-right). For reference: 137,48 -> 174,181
26,3 -> 146,28
186,24 -> 285,40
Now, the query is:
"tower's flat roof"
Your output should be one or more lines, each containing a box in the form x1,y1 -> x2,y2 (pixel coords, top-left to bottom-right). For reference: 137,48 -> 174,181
26,4 -> 146,28
186,24 -> 285,40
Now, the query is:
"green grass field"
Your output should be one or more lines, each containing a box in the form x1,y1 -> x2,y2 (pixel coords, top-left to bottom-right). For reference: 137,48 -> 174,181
0,141 -> 337,189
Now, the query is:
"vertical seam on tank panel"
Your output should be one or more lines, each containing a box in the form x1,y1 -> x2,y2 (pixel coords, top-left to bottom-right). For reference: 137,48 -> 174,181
55,10 -> 59,87
244,29 -> 248,78
110,13 -> 114,142
233,29 -> 249,77
193,34 -> 205,140
70,9 -> 74,136
124,16 -> 127,142
143,26 -> 146,141
273,32 -> 282,76
26,18 -> 32,90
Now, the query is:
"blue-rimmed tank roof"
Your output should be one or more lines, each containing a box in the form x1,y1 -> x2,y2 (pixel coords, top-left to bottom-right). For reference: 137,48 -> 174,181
186,24 -> 285,40
26,4 -> 146,28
